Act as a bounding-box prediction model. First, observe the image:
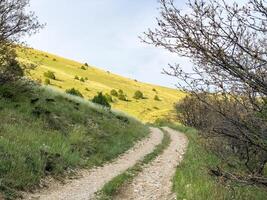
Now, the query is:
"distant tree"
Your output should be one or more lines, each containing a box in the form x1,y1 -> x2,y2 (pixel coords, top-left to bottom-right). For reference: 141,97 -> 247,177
85,77 -> 88,81
74,75 -> 79,80
65,88 -> 83,98
84,63 -> 89,67
43,71 -> 56,80
92,92 -> 111,108
0,0 -> 43,83
133,90 -> 144,99
80,77 -> 85,82
110,89 -> 118,97
152,88 -> 157,92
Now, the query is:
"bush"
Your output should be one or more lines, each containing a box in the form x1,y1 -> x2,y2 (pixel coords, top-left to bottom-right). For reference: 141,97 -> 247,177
110,89 -> 118,97
154,95 -> 160,101
44,79 -> 50,85
104,93 -> 113,103
81,66 -> 86,70
84,63 -> 89,67
85,77 -> 88,81
118,89 -> 124,94
65,88 -> 83,98
118,93 -> 128,101
80,77 -> 85,82
92,92 -> 111,108
44,71 -> 56,80
133,90 -> 144,99
74,75 -> 79,80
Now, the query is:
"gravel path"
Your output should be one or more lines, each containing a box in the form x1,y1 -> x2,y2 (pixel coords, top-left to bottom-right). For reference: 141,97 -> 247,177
114,127 -> 188,200
24,128 -> 163,200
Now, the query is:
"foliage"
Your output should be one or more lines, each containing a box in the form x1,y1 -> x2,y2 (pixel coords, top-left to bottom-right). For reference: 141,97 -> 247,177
43,71 -> 56,80
84,63 -> 89,67
118,93 -> 128,101
74,75 -> 79,80
154,95 -> 160,101
65,88 -> 83,98
104,93 -> 113,103
110,89 -> 118,97
133,90 -> 144,99
81,66 -> 86,70
80,77 -> 85,82
44,78 -> 50,85
92,92 -> 111,108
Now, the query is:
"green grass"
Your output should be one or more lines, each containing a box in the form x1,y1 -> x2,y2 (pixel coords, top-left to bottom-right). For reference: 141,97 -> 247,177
16,47 -> 186,122
164,124 -> 267,200
0,81 -> 149,199
97,128 -> 171,200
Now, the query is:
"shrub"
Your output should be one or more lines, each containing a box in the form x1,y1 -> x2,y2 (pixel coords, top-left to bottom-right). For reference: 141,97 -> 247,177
154,95 -> 160,101
85,77 -> 88,81
110,89 -> 118,97
74,75 -> 79,80
65,88 -> 83,98
118,89 -> 124,94
118,93 -> 128,101
133,90 -> 144,99
80,66 -> 86,70
85,88 -> 90,91
104,93 -> 113,103
80,77 -> 85,82
152,88 -> 157,92
44,79 -> 50,85
52,58 -> 57,61
44,71 -> 56,80
84,63 -> 89,67
92,92 -> 111,108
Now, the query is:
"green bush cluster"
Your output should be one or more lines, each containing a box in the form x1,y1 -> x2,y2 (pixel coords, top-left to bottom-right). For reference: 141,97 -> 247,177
65,88 -> 83,98
92,92 -> 111,108
133,90 -> 144,99
43,71 -> 56,80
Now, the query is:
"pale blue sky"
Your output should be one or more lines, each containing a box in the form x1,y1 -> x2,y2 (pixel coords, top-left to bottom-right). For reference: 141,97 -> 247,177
25,0 -> 191,87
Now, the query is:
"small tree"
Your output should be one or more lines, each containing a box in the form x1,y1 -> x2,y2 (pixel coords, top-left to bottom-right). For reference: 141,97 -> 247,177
92,92 -> 111,108
80,77 -> 85,82
74,75 -> 79,80
84,63 -> 89,67
110,89 -> 118,97
133,90 -> 144,99
44,71 -> 56,80
65,88 -> 83,98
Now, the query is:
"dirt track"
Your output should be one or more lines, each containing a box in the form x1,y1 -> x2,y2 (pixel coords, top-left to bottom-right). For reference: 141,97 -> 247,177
114,127 -> 188,200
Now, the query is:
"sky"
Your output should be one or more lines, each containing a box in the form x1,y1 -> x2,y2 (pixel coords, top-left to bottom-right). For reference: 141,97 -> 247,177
26,0 -> 191,87
25,0 -> 191,88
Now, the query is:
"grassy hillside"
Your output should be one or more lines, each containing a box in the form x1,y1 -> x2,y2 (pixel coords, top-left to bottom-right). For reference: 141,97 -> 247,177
0,80 -> 149,199
16,47 -> 185,122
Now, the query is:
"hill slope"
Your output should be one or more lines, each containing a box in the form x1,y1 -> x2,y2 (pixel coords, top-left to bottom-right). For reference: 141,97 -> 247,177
17,47 -> 185,122
0,80 -> 149,199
